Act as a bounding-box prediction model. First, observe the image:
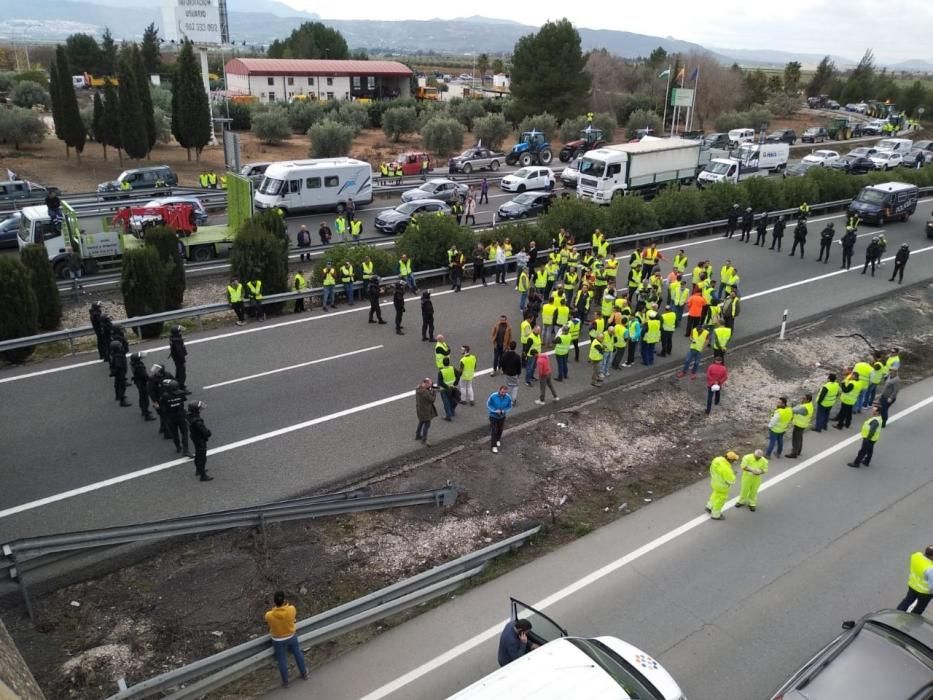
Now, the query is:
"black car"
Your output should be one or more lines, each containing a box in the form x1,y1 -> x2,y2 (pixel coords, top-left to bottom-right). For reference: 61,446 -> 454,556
497,192 -> 556,220
830,154 -> 875,174
703,132 -> 731,150
0,212 -> 22,249
783,162 -> 817,178
770,610 -> 933,700
373,199 -> 450,235
766,129 -> 797,145
801,127 -> 830,143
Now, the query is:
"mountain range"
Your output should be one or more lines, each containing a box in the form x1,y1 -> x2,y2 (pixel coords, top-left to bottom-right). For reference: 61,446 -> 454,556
1,0 -> 931,71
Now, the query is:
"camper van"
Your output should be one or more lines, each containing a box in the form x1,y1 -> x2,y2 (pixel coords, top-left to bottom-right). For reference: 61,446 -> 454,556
847,181 -> 919,225
254,158 -> 373,215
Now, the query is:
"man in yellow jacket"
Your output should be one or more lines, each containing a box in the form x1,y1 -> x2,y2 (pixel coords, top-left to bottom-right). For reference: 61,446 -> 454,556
897,545 -> 933,614
264,591 -> 308,687
735,449 -> 768,511
706,451 -> 738,520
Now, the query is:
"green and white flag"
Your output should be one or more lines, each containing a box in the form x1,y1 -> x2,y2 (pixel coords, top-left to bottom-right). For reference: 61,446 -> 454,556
658,68 -> 671,78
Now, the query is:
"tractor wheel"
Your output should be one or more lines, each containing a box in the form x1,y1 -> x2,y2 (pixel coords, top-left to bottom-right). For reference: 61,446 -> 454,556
191,245 -> 215,263
506,154 -> 517,166
559,151 -> 570,163
520,153 -> 533,167
573,149 -> 584,161
539,149 -> 553,165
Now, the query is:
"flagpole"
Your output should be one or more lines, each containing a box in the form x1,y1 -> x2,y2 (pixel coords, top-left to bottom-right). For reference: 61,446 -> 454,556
688,71 -> 700,132
675,68 -> 686,135
662,65 -> 671,137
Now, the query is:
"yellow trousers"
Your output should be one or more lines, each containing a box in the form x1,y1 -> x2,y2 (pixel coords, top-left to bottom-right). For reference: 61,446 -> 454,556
738,472 -> 762,507
706,487 -> 730,518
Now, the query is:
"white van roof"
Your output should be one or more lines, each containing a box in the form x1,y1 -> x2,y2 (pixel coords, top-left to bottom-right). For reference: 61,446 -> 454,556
868,181 -> 918,193
264,157 -> 369,172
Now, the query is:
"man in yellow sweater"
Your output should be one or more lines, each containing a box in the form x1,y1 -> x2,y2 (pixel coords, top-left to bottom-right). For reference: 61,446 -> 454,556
265,591 -> 308,687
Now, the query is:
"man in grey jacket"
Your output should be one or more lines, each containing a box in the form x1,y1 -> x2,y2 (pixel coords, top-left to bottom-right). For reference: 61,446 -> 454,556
879,369 -> 900,427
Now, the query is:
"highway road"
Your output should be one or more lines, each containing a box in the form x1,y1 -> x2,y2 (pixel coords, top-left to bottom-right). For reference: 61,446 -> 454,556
270,375 -> 933,700
1,203 -> 931,545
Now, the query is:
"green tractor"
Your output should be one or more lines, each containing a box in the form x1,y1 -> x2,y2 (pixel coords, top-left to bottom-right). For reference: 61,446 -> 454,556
506,130 -> 553,167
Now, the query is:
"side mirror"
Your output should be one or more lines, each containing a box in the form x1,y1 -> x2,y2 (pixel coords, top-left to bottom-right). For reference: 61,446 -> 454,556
841,620 -> 855,630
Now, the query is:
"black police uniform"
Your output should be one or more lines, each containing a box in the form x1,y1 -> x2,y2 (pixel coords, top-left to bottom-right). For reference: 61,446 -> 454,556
130,356 -> 154,420
109,341 -> 131,406
100,315 -> 113,362
187,407 -> 213,480
817,225 -> 835,263
89,304 -> 105,359
169,331 -> 188,390
163,382 -> 191,456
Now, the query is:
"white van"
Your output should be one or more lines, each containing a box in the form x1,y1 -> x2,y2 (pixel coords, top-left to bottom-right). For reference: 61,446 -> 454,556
727,128 -> 755,148
254,158 -> 373,215
447,599 -> 686,700
876,137 -> 913,154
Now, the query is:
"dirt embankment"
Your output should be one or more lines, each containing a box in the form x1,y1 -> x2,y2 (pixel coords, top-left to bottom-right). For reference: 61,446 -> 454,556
3,284 -> 932,700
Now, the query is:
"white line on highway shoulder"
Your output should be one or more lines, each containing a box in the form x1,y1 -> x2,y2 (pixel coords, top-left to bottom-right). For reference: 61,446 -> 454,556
355,389 -> 933,700
202,345 -> 383,390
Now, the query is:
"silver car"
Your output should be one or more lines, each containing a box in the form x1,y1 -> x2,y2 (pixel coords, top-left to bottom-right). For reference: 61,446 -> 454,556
145,196 -> 209,225
400,179 -> 469,204
449,147 -> 504,174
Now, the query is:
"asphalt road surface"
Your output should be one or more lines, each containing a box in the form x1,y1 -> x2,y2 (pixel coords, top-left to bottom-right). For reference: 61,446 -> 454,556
1,207 -> 931,544
266,376 -> 933,700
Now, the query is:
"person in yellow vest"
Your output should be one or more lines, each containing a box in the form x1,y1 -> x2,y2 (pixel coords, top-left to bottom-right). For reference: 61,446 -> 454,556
718,260 -> 734,300
246,278 -> 265,321
533,265 -> 548,296
394,163 -> 404,180
642,240 -> 661,277
398,254 -> 417,292
219,174 -> 227,189
380,162 -> 390,181
785,393 -> 814,459
589,332 -> 605,387
705,451 -> 738,520
672,249 -> 688,274
765,396 -> 793,459
120,180 -> 132,191
334,215 -> 347,242
350,218 -> 362,243
677,324 -> 708,377
814,372 -> 840,432
434,335 -> 451,370
227,277 -> 245,325
540,298 -> 557,348
516,266 -> 530,312
339,261 -> 355,305
361,256 -> 375,283
852,358 -> 874,414
659,305 -> 677,357
264,590 -> 308,687
641,309 -> 661,366
458,345 -> 477,406
544,259 -> 560,298
198,172 -> 209,189
321,261 -> 337,311
897,545 -> 933,614
437,356 -> 459,421
568,316 -> 582,363
523,325 -> 542,384
207,171 -> 218,189
711,320 -> 732,361
735,449 -> 768,512
833,370 -> 860,429
847,405 -> 883,468
553,324 -> 571,381
293,270 -> 308,313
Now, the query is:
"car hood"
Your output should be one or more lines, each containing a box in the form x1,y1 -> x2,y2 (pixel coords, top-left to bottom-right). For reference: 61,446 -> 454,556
401,189 -> 431,201
376,209 -> 409,222
97,180 -> 121,191
801,155 -> 825,163
500,174 -> 521,183
498,202 -> 525,213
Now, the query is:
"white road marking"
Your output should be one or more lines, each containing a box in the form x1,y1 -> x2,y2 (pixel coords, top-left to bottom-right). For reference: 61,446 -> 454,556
355,391 -> 933,700
202,345 -> 383,390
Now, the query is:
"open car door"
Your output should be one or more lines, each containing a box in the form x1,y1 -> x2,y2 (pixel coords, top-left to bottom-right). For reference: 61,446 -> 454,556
510,597 -> 567,647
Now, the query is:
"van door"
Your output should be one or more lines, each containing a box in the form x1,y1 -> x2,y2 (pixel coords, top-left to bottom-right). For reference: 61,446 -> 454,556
510,598 -> 567,647
285,179 -> 301,201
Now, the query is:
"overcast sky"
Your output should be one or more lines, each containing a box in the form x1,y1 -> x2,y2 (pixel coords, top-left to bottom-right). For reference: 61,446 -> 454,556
277,0 -> 930,64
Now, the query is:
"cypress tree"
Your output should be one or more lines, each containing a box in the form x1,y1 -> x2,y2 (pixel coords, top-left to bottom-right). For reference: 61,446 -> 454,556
174,40 -> 211,161
117,49 -> 147,160
144,226 -> 186,310
47,54 -> 67,155
102,79 -> 122,165
56,45 -> 86,161
121,248 -> 166,339
131,44 -> 156,156
20,244 -> 62,331
92,91 -> 106,159
0,257 -> 39,363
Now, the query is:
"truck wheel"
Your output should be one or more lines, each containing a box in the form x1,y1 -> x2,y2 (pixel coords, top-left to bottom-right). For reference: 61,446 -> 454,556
53,260 -> 70,279
520,153 -> 533,167
539,149 -> 553,165
490,160 -> 500,171
506,154 -> 517,166
191,245 -> 215,262
462,163 -> 472,174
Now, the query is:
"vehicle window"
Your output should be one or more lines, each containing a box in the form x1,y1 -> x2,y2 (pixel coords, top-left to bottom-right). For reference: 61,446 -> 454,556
38,222 -> 61,241
324,176 -> 339,187
258,178 -> 283,195
608,163 -> 622,176
306,177 -> 322,189
510,598 -> 566,645
857,189 -> 886,205
569,638 -> 661,700
513,168 -> 530,178
287,179 -> 301,194
0,185 -> 7,195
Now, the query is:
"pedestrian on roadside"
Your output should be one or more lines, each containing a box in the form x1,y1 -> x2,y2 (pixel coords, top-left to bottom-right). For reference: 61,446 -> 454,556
321,262 -> 337,312
318,221 -> 332,246
553,325 -> 571,381
66,246 -> 84,292
109,340 -> 131,407
896,545 -> 933,615
500,341 -> 523,406
458,345 -> 477,406
813,373 -> 840,432
227,277 -> 246,326
247,278 -> 266,321
753,214 -> 768,246
479,177 -> 489,205
472,243 -> 487,286
879,369 -> 899,427
533,349 -> 559,404
495,243 -> 507,284
169,325 -> 189,393
498,618 -> 533,666
847,405 -> 883,468
130,352 -> 155,421
817,223 -> 835,264
293,270 -> 308,313
785,393 -> 814,458
765,396 -> 792,459
735,449 -> 768,512
420,290 -> 435,342
840,226 -> 857,270
890,243 -> 910,284
705,356 -> 728,415
438,356 -> 459,421
726,204 -> 739,238
740,206 -> 754,242
392,281 -> 405,335
297,224 -> 312,261
89,300 -> 106,360
705,450 -> 738,520
833,370 -> 860,429
367,275 -> 386,324
187,401 -> 213,481
862,237 -> 881,276
148,364 -> 171,438
264,591 -> 308,688
465,192 -> 477,225
487,385 -> 513,454
449,246 -> 464,292
163,379 -> 191,456
490,315 -> 512,377
415,377 -> 438,446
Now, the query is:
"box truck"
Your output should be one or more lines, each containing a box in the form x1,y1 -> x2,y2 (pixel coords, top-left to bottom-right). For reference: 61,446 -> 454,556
697,142 -> 789,187
576,138 -> 706,203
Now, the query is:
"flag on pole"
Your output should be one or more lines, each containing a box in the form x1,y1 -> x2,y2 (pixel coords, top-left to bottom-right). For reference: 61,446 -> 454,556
688,67 -> 699,82
658,68 -> 671,79
676,67 -> 685,80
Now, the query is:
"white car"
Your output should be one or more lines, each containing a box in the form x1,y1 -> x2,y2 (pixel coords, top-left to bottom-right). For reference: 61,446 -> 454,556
869,150 -> 903,170
802,149 -> 840,167
500,167 -> 555,193
560,157 -> 582,188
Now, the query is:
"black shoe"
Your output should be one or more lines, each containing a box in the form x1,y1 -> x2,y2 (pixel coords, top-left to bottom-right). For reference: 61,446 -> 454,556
396,330 -> 404,335
176,446 -> 182,454
120,400 -> 131,407
847,462 -> 860,468
443,416 -> 452,421
369,319 -> 376,323
144,415 -> 156,422
749,505 -> 756,512
734,502 -> 744,508
200,475 -> 214,482
785,453 -> 798,459
378,320 -> 387,324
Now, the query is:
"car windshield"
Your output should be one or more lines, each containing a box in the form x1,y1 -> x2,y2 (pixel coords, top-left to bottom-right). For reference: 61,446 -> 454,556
257,177 -> 283,195
459,150 -> 476,158
857,189 -> 887,205
396,202 -> 422,215
814,151 -> 834,158
850,148 -> 869,157
567,639 -> 658,698
419,182 -> 442,192
578,159 -> 605,177
708,161 -> 733,175
513,194 -> 536,205
512,168 -> 532,179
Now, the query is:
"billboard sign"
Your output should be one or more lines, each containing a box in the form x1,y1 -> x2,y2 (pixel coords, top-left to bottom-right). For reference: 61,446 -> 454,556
162,0 -> 223,46
670,88 -> 695,108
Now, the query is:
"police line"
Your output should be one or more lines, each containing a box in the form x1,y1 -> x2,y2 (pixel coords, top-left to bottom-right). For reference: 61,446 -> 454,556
0,193 -> 905,357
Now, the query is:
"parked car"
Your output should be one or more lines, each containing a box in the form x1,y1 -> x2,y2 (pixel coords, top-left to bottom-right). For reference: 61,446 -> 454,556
784,161 -> 818,178
0,212 -> 22,249
144,196 -> 210,225
239,162 -> 271,185
902,140 -> 933,167
830,154 -> 876,174
703,132 -> 732,150
0,179 -> 47,205
826,99 -> 841,110
97,166 -> 178,196
801,127 -> 830,143
448,146 -> 504,174
500,167 -> 555,193
400,178 -> 469,204
769,610 -> 933,700
861,120 -> 887,135
869,150 -> 903,170
727,128 -> 756,148
847,146 -> 878,159
802,149 -> 840,166
497,191 -> 556,220
766,128 -> 797,145
373,199 -> 450,235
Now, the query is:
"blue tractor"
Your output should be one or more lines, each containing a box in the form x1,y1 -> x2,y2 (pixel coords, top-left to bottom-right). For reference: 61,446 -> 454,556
505,130 -> 553,167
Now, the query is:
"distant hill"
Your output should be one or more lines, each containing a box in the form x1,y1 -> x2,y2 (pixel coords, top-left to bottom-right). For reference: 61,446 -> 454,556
709,47 -> 858,69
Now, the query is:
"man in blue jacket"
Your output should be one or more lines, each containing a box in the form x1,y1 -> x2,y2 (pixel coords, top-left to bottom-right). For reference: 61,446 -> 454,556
487,385 -> 514,454
498,618 -> 533,666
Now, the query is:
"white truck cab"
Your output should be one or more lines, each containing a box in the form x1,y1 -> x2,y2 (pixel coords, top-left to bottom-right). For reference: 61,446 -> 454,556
19,203 -> 125,277
697,142 -> 789,186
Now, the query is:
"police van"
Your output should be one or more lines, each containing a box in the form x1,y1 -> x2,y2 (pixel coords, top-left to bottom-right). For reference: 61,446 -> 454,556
253,158 -> 373,215
447,599 -> 687,700
847,181 -> 919,225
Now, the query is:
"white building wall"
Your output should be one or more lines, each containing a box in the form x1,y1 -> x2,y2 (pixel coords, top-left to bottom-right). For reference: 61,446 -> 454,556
228,73 -> 353,102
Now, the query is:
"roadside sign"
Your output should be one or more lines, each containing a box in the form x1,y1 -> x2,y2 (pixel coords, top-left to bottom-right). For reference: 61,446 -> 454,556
161,0 -> 223,46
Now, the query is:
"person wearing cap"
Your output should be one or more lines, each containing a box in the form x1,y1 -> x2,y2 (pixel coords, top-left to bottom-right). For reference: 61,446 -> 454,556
130,352 -> 155,421
862,237 -> 881,276
735,449 -> 769,512
187,401 -> 213,481
367,275 -> 386,325
169,325 -> 189,393
890,243 -> 910,284
705,451 -> 738,520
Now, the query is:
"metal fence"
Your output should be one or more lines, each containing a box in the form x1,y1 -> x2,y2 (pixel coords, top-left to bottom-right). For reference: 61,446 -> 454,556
0,186 -> 228,219
104,525 -> 541,699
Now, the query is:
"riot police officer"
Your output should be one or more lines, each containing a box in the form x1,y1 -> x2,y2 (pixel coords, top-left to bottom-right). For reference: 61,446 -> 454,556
130,352 -> 155,421
187,401 -> 213,481
148,364 -> 173,438
89,301 -> 105,360
169,325 -> 189,392
109,340 -> 131,407
111,323 -> 129,355
163,379 -> 191,457
100,314 -> 113,363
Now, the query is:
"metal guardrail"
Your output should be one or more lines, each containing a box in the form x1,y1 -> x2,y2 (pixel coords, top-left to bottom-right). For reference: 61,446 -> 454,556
0,186 -> 223,218
105,525 -> 541,699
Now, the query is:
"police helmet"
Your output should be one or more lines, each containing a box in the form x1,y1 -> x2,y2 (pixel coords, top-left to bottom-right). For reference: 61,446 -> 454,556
171,325 -> 183,336
828,222 -> 834,228
151,363 -> 163,374
187,400 -> 206,413
130,352 -> 141,362
93,300 -> 103,308
901,242 -> 909,248
732,203 -> 739,208
164,379 -> 179,390
109,339 -> 122,349
746,206 -> 752,211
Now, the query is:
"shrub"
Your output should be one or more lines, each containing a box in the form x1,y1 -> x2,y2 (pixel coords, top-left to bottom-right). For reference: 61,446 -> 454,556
611,93 -> 654,126
420,116 -> 465,156
382,106 -> 418,142
149,86 -> 173,112
121,247 -> 167,339
394,214 -> 476,269
20,244 -> 61,331
699,181 -> 747,220
226,101 -> 252,130
336,102 -> 370,135
453,100 -> 486,132
153,106 -> 172,144
604,195 -> 659,237
0,257 -> 38,363
473,113 -> 511,150
625,109 -> 663,139
251,109 -> 292,145
0,106 -> 47,149
310,244 -> 396,287
144,226 -> 186,310
231,216 -> 289,314
649,188 -> 706,228
308,118 -> 354,158
288,99 -> 329,133
738,176 -> 785,212
537,196 -> 605,245
714,107 -> 772,133
11,80 -> 50,109
780,175 -> 820,210
517,112 -> 558,141
485,222 -> 538,253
